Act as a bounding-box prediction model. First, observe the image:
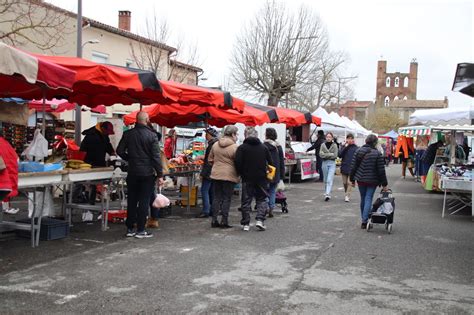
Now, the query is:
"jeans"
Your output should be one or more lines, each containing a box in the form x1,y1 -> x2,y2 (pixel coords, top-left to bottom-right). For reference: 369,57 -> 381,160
358,185 -> 377,223
267,182 -> 277,210
316,156 -> 324,181
322,160 -> 336,195
126,175 -> 155,232
211,180 -> 235,224
201,178 -> 213,216
415,150 -> 425,177
241,182 -> 268,225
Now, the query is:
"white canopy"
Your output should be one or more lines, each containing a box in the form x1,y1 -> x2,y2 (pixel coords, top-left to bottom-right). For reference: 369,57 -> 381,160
409,107 -> 474,125
312,107 -> 345,127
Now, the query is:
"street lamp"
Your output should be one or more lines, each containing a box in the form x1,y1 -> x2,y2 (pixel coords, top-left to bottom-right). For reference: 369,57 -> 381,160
82,39 -> 100,48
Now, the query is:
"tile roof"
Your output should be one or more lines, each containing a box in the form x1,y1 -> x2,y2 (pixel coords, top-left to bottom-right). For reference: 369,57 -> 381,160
170,60 -> 203,72
391,100 -> 448,108
340,101 -> 374,108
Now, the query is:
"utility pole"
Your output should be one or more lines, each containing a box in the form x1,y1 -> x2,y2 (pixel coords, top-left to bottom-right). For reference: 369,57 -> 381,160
74,0 -> 82,145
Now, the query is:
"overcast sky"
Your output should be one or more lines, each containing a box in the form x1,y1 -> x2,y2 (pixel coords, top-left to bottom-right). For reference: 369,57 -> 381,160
47,0 -> 473,108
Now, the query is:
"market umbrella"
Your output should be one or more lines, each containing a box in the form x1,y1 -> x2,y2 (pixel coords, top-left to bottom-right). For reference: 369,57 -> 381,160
160,81 -> 245,112
34,55 -> 182,106
246,103 -> 321,127
0,42 -> 76,100
28,98 -> 76,113
123,101 -> 270,128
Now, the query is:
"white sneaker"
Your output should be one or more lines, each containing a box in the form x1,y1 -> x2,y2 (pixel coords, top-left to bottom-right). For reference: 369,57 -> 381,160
344,196 -> 350,202
255,221 -> 266,231
242,225 -> 250,231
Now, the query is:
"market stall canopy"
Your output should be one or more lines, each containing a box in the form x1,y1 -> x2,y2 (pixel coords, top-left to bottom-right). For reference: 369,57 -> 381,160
399,125 -> 432,136
123,101 -> 270,128
28,98 -> 75,113
312,107 -> 345,127
352,119 -> 372,135
246,104 -> 321,127
160,81 -> 245,112
381,130 -> 399,139
409,107 -> 474,125
0,43 -> 76,99
452,63 -> 474,97
34,55 -> 181,106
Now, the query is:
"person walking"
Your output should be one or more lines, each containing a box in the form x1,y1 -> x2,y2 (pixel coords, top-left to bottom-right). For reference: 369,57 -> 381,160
208,125 -> 239,228
117,112 -> 163,238
306,130 -> 325,182
338,133 -> 358,202
263,128 -> 285,217
350,134 -> 388,229
319,132 -> 338,201
146,127 -> 162,229
197,127 -> 219,218
420,140 -> 443,183
164,129 -> 177,160
235,127 -> 273,231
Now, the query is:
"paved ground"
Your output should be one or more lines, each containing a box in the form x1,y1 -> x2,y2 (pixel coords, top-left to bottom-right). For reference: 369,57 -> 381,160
0,165 -> 473,314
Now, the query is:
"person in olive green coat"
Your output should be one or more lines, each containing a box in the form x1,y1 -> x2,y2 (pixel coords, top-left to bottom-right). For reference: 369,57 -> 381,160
319,132 -> 338,201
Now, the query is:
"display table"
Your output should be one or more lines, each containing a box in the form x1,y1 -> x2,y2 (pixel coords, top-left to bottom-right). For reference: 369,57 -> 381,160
165,168 -> 201,213
285,159 -> 297,187
441,176 -> 472,219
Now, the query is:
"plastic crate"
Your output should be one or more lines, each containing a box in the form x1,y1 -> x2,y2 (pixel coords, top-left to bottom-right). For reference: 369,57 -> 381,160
16,217 -> 69,241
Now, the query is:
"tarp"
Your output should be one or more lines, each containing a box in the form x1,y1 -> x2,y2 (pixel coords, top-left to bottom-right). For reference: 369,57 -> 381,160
312,107 -> 345,127
0,42 -> 75,100
381,130 -> 399,139
409,107 -> 474,125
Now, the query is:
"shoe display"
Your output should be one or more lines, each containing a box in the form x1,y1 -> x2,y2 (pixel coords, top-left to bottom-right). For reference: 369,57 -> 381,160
242,225 -> 250,231
255,220 -> 266,231
135,231 -> 153,239
146,218 -> 159,229
211,221 -> 221,228
344,196 -> 350,202
125,229 -> 136,237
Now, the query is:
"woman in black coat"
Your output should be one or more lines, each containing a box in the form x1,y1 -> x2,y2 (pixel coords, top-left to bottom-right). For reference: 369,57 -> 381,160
350,134 -> 388,229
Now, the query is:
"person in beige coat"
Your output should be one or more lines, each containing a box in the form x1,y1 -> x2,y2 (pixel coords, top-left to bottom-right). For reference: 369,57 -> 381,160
208,125 -> 239,228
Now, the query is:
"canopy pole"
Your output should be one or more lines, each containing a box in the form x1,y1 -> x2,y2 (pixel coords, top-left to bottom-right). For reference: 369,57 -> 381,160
74,0 -> 83,145
41,88 -> 46,136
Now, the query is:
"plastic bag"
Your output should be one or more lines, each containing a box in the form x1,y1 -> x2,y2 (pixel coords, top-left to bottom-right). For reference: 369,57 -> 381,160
153,193 -> 170,208
377,201 -> 394,215
22,129 -> 48,161
277,180 -> 285,192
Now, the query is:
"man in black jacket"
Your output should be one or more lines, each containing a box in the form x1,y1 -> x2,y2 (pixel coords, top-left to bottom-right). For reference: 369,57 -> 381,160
306,130 -> 325,182
117,112 -> 163,239
350,134 -> 388,229
235,127 -> 273,231
338,133 -> 358,202
197,127 -> 219,218
76,121 -> 115,205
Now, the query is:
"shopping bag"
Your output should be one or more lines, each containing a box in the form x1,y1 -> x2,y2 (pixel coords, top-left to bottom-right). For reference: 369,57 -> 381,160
22,129 -> 48,161
276,180 -> 285,192
424,166 -> 434,191
377,201 -> 394,215
153,192 -> 170,208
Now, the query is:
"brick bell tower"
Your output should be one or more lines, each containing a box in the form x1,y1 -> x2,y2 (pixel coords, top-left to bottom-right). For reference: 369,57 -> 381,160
375,59 -> 418,107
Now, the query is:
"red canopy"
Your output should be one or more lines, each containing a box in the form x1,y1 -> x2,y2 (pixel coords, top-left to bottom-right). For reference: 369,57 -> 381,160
0,43 -> 76,99
123,101 -> 269,128
246,104 -> 322,127
35,55 -> 181,107
28,99 -> 76,113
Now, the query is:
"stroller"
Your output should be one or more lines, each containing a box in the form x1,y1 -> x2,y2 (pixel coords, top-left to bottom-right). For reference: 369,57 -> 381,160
367,189 -> 395,233
275,190 -> 288,213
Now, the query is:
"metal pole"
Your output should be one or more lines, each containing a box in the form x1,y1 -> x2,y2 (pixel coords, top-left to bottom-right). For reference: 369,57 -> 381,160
74,0 -> 83,145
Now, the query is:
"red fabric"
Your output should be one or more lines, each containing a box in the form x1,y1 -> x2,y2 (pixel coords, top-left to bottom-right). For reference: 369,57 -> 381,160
272,107 -> 321,127
123,101 -> 270,128
0,137 -> 18,200
0,43 -> 75,100
28,99 -> 76,113
164,137 -> 176,159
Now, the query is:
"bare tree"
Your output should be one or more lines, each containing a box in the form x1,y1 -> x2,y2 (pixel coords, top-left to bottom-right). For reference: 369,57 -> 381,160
0,0 -> 69,51
231,0 -> 350,108
130,12 -> 201,83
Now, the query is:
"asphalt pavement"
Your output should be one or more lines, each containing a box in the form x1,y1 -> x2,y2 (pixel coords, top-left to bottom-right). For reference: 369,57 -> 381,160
0,164 -> 473,314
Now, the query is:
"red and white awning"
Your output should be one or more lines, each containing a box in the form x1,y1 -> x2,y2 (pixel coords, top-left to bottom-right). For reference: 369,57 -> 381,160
398,126 -> 431,137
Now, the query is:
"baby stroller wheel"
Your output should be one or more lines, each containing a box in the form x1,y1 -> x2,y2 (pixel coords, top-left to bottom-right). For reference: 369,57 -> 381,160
388,224 -> 392,234
366,219 -> 372,232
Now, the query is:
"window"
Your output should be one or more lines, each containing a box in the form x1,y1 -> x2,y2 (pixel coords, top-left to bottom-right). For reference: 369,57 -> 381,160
394,95 -> 399,101
394,77 -> 399,87
384,96 -> 390,107
386,77 -> 391,87
403,95 -> 408,100
125,60 -> 133,68
91,51 -> 109,64
404,77 -> 409,87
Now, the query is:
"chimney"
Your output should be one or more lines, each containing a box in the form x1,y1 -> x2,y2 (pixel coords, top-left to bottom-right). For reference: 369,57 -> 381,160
118,10 -> 131,31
